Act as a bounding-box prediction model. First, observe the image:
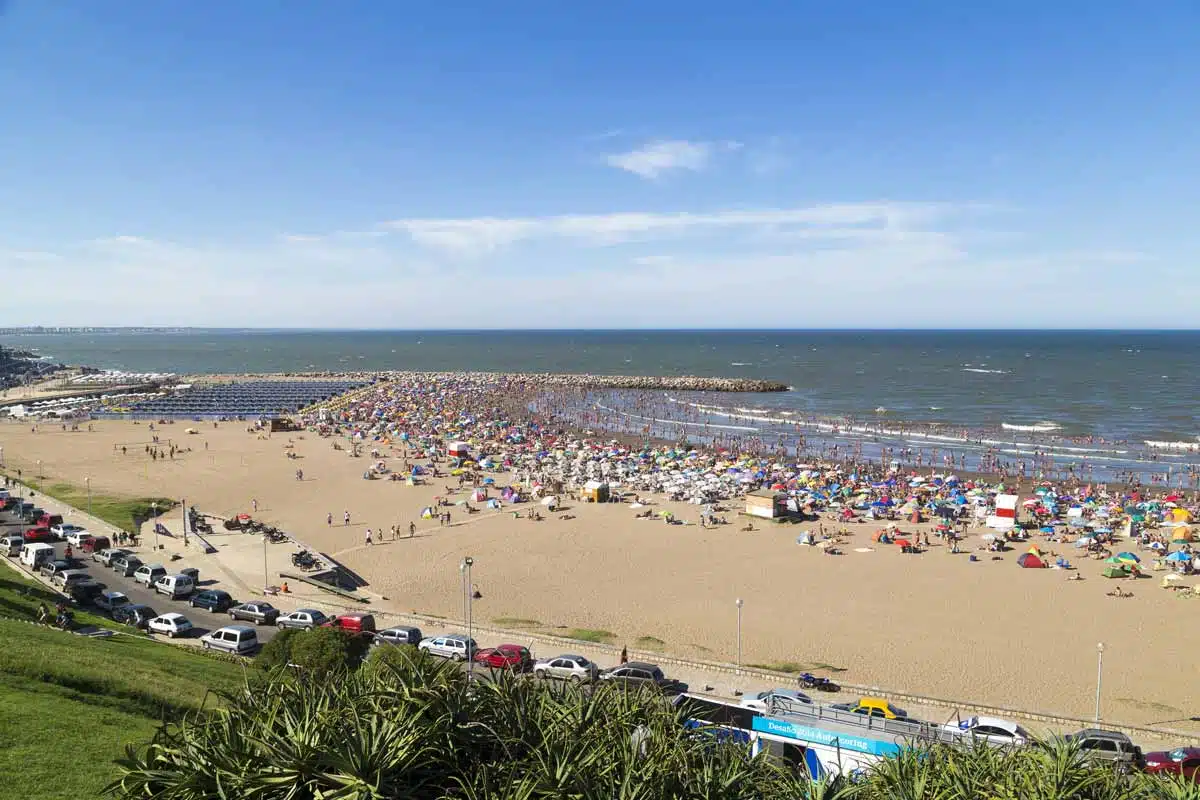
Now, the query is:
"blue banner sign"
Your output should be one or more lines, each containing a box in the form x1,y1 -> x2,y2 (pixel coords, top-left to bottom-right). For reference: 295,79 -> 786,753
751,717 -> 902,757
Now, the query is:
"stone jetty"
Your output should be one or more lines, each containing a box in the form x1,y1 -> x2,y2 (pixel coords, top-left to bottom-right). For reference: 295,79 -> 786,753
188,371 -> 789,393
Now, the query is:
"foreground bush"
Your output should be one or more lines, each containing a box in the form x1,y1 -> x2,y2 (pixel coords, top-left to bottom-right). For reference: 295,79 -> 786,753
108,649 -> 1200,799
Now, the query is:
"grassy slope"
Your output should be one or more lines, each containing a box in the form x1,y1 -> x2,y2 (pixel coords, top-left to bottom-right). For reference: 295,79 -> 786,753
0,571 -> 241,799
4,474 -> 176,534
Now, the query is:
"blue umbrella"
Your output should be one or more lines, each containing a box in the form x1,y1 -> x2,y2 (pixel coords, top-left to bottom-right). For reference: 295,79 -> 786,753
1166,551 -> 1191,562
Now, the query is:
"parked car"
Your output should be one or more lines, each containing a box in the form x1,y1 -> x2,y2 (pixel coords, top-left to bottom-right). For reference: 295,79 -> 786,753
23,526 -> 54,543
19,542 -> 55,568
831,697 -> 909,719
277,609 -> 329,630
39,558 -> 74,579
1065,728 -> 1145,773
229,602 -> 280,625
147,612 -> 194,638
532,654 -> 600,683
321,613 -> 376,635
1,534 -> 23,556
945,715 -> 1031,746
153,574 -> 196,599
95,591 -> 131,612
113,603 -> 158,628
68,582 -> 106,606
53,570 -> 97,591
599,662 -> 689,694
1143,747 -> 1200,781
372,625 -> 423,647
418,634 -> 477,661
740,688 -> 814,713
36,513 -> 64,529
190,589 -> 235,613
111,554 -> 144,577
94,547 -> 131,566
133,563 -> 168,587
80,535 -> 111,554
53,525 -> 87,544
473,644 -> 533,671
200,625 -> 259,655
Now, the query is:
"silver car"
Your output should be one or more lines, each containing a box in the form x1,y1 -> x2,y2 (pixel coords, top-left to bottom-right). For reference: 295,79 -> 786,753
532,654 -> 600,683
739,688 -> 813,713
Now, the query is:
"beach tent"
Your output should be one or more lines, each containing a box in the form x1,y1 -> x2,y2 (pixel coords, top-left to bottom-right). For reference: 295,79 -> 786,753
1017,552 -> 1046,569
1103,565 -> 1131,578
1172,508 -> 1192,523
1172,526 -> 1193,543
420,507 -> 435,519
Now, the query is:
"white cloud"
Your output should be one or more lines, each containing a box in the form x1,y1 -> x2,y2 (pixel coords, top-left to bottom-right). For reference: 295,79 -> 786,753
386,202 -> 952,255
606,139 -> 713,178
92,235 -> 154,246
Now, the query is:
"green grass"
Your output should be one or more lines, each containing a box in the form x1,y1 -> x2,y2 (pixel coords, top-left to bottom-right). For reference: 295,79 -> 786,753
492,616 -> 542,628
562,628 -> 616,644
0,572 -> 127,632
746,660 -> 847,674
635,635 -> 665,650
747,661 -> 807,674
41,481 -> 177,533
0,572 -> 242,799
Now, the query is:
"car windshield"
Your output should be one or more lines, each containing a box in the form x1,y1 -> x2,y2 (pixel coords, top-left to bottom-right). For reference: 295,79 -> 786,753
1170,749 -> 1189,761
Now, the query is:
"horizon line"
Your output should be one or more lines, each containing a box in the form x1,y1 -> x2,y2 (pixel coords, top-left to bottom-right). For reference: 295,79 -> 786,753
3,326 -> 1200,334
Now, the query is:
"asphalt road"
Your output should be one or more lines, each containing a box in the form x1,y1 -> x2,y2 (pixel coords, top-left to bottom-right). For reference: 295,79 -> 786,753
1,509 -> 281,646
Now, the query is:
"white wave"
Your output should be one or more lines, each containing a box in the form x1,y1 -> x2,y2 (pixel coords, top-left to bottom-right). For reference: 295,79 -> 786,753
595,402 -> 759,433
1001,422 -> 1061,432
1145,440 -> 1200,450
730,362 -> 751,366
962,368 -> 1010,375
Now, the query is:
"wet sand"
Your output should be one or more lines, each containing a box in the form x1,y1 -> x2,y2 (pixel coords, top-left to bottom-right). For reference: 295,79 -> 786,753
2,418 -> 1197,730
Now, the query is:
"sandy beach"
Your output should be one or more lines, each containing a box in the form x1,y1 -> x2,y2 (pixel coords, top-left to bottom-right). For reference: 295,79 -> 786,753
2,416 -> 1198,730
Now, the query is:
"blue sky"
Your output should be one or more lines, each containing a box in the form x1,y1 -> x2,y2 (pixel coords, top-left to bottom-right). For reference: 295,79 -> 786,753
1,2 -> 1198,328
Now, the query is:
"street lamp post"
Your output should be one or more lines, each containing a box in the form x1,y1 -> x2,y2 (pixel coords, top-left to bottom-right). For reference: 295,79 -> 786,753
36,459 -> 42,490
1095,643 -> 1105,723
462,556 -> 474,679
85,477 -> 92,517
735,598 -> 744,671
151,502 -> 159,550
262,534 -> 270,590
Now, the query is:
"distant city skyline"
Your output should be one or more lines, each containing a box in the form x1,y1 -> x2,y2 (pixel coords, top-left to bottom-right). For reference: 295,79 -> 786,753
2,3 -> 1198,327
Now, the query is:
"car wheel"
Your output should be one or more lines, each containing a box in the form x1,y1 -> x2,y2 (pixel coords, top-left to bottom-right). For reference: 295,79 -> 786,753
453,653 -> 464,662
202,641 -> 210,650
168,632 -> 175,638
570,674 -> 583,685
534,669 -> 547,679
277,622 -> 286,630
229,612 -> 237,620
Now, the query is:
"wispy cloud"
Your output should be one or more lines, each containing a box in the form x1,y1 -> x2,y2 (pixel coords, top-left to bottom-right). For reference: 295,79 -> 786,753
386,202 -> 953,254
606,139 -> 714,178
91,235 -> 154,246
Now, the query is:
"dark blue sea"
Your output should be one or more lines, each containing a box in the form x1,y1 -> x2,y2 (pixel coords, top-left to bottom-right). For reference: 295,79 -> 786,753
5,329 -> 1199,480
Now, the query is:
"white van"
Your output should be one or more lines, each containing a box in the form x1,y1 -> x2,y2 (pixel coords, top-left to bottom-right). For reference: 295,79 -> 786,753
20,542 -> 55,568
200,625 -> 259,655
2,535 -> 23,557
154,574 -> 196,599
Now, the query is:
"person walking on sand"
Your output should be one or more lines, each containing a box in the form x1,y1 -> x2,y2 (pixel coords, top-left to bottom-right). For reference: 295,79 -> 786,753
409,521 -> 416,538
365,529 -> 373,546
327,512 -> 332,526
252,498 -> 258,513
344,510 -> 351,526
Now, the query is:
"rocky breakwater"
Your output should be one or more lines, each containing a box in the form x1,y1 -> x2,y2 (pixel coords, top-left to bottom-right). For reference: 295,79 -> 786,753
500,373 -> 789,393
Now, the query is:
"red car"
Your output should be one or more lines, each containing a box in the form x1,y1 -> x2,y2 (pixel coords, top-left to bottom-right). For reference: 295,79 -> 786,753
473,644 -> 533,671
1144,747 -> 1200,781
23,526 -> 54,543
321,613 -> 377,635
81,535 -> 111,553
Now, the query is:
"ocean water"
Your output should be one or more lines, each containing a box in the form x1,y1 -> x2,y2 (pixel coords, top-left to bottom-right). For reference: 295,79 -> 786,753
4,329 -> 1199,453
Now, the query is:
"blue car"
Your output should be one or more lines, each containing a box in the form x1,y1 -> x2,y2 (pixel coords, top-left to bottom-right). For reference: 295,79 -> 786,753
189,589 -> 234,613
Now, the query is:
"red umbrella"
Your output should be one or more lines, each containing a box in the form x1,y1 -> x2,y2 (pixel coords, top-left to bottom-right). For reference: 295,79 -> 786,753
895,538 -> 912,548
237,513 -> 251,522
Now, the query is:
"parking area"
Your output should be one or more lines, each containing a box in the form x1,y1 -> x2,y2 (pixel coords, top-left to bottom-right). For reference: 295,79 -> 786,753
0,504 -> 281,648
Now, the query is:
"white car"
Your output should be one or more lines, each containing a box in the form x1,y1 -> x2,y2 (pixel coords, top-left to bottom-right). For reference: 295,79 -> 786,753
418,634 -> 476,661
147,613 -> 194,638
95,591 -> 131,612
739,689 -> 814,713
53,525 -> 90,546
945,715 -> 1031,746
532,654 -> 600,683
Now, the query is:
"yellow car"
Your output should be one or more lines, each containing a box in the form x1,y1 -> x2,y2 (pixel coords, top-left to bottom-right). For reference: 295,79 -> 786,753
838,696 -> 909,720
